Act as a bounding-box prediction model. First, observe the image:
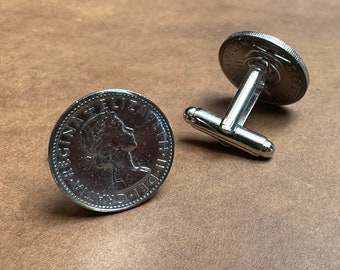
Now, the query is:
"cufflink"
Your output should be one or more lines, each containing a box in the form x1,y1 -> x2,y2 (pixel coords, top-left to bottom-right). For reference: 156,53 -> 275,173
49,89 -> 174,212
184,31 -> 309,158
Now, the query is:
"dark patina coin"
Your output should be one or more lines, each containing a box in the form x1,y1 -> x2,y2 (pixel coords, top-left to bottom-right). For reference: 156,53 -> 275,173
48,89 -> 174,212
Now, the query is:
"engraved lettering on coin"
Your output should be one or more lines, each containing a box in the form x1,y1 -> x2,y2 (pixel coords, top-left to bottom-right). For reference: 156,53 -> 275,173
48,89 -> 174,212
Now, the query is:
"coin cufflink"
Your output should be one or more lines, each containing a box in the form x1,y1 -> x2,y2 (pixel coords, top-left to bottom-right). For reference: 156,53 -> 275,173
48,89 -> 174,212
184,31 -> 309,158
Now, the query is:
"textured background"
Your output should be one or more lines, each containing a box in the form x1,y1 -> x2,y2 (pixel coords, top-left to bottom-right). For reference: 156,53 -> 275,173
1,0 -> 339,269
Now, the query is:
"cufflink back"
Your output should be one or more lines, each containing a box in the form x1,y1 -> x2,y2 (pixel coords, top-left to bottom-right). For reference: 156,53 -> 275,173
184,31 -> 309,158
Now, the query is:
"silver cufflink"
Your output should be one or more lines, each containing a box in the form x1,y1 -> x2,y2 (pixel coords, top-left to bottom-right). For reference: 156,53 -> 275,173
184,31 -> 309,158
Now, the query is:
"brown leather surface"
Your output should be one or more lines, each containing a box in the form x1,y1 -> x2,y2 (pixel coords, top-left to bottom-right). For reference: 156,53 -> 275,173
1,0 -> 339,269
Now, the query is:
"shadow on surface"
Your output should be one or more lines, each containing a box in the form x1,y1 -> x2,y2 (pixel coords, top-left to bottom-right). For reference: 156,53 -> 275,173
179,137 -> 271,162
46,186 -> 161,219
47,193 -> 110,218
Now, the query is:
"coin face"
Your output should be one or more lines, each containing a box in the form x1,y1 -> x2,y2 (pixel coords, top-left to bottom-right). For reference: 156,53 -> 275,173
48,89 -> 174,212
219,31 -> 309,105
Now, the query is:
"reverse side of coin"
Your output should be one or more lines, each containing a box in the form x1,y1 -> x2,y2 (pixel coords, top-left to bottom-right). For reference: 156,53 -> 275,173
48,89 -> 174,212
219,31 -> 309,105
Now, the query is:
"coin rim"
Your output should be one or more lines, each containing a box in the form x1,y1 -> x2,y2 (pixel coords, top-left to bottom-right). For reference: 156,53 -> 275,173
48,89 -> 175,212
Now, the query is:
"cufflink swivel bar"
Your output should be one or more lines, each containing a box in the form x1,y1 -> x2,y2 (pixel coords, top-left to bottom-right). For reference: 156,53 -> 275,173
185,64 -> 274,158
184,31 -> 309,158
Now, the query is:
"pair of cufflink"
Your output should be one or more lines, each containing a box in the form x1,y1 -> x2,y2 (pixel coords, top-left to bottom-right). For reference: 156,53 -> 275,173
184,31 -> 309,158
